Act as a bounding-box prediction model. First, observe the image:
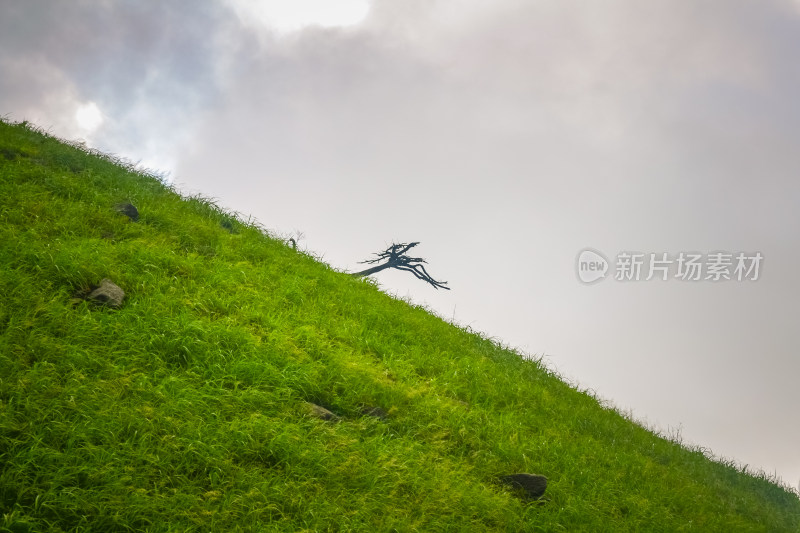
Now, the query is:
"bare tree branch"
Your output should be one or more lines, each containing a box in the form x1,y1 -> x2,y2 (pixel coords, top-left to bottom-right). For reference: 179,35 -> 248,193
351,242 -> 450,290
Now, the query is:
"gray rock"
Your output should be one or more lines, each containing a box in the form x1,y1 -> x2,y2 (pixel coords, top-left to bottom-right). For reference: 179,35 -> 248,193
306,402 -> 340,421
114,202 -> 139,221
86,278 -> 125,308
220,218 -> 238,233
499,473 -> 548,500
360,406 -> 389,420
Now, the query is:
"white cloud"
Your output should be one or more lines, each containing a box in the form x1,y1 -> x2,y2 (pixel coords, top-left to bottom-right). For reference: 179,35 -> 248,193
223,0 -> 370,33
75,101 -> 103,134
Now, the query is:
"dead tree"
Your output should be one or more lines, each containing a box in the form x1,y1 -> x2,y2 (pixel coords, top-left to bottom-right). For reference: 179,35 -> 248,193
351,242 -> 450,290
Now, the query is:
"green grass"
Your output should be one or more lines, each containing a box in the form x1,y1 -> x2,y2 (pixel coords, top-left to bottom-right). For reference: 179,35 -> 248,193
1,118 -> 798,532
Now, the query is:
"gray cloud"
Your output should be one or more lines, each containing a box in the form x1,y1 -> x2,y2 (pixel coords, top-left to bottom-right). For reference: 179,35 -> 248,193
0,0 -> 234,168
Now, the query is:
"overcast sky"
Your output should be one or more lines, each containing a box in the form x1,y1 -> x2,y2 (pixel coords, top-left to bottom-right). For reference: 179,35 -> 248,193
2,0 -> 799,491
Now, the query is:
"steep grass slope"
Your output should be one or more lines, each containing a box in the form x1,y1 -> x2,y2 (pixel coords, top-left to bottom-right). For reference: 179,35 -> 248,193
1,119 -> 798,532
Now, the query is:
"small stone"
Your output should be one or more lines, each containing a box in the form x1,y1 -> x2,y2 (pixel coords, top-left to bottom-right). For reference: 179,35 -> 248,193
306,402 -> 339,421
220,219 -> 238,233
85,278 -> 125,308
360,406 -> 389,420
499,473 -> 548,500
114,202 -> 139,221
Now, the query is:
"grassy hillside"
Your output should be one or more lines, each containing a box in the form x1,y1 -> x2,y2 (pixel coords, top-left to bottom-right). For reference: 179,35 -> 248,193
1,118 -> 798,532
